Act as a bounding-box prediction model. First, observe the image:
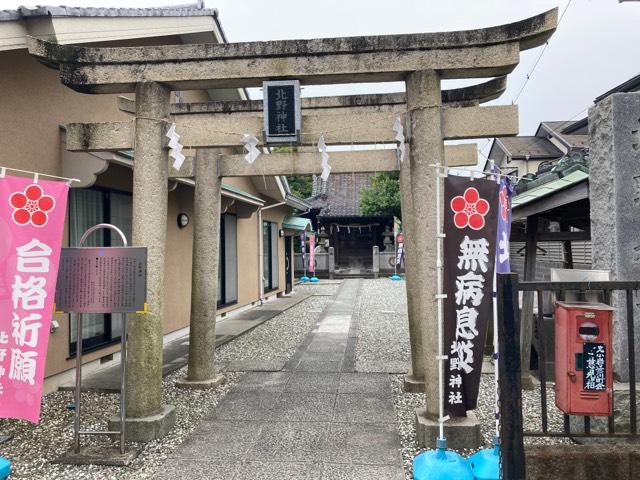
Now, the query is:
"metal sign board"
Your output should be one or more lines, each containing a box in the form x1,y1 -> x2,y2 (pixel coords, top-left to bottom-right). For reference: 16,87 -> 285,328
263,80 -> 301,143
55,247 -> 147,313
583,342 -> 606,391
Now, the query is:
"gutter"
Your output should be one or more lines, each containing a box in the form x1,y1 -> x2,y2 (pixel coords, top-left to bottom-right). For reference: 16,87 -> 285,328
284,193 -> 312,212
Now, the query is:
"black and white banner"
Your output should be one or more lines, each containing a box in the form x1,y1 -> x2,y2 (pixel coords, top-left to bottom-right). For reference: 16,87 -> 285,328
443,175 -> 498,417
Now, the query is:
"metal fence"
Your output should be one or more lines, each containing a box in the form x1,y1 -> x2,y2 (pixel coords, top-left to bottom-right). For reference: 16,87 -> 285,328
497,274 -> 640,479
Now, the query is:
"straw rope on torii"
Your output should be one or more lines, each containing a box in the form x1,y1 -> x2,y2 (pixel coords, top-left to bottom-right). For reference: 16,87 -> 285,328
28,7 -> 558,448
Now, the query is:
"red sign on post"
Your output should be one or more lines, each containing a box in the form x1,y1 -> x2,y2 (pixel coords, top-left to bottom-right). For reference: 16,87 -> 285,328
0,176 -> 68,423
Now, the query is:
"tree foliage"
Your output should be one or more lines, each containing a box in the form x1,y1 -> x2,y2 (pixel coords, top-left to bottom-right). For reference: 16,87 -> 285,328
359,172 -> 401,219
288,175 -> 313,199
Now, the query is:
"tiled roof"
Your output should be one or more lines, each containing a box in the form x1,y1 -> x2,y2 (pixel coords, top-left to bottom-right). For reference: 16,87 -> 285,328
537,121 -> 589,150
560,134 -> 589,149
0,4 -> 217,21
539,121 -> 575,135
496,136 -> 563,159
308,173 -> 377,218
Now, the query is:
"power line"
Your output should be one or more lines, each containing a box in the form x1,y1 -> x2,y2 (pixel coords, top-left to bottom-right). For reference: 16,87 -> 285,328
512,0 -> 574,104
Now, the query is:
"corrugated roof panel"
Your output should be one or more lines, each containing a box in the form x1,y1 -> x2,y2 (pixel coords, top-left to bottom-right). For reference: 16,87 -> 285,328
512,170 -> 589,209
283,216 -> 312,232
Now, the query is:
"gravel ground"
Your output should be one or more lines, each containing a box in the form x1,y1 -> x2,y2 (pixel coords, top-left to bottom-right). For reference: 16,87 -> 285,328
353,279 -> 573,480
0,288 -> 335,479
0,368 -> 242,480
216,290 -> 335,365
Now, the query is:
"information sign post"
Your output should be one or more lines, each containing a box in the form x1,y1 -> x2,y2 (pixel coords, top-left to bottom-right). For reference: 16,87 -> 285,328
55,223 -> 147,460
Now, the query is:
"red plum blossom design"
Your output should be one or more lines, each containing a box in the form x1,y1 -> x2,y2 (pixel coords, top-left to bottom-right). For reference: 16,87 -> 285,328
9,184 -> 55,228
450,187 -> 490,230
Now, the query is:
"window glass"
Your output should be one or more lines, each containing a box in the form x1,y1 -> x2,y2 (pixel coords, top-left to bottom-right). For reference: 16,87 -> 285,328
68,188 -> 132,355
263,221 -> 271,292
262,221 -> 279,292
224,215 -> 238,303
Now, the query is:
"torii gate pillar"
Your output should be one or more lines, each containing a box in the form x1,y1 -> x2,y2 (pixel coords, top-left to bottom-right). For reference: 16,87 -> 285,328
109,82 -> 176,440
406,71 -> 482,449
176,148 -> 225,389
399,153 -> 426,392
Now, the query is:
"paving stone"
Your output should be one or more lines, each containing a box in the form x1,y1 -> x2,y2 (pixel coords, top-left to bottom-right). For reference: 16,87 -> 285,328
210,391 -> 281,421
322,423 -> 403,465
169,421 -> 260,461
224,358 -> 288,372
247,422 -> 329,462
296,359 -> 344,373
285,372 -> 340,393
333,394 -> 397,424
300,351 -> 345,363
307,340 -> 348,354
338,373 -> 392,394
322,463 -> 405,479
312,333 -> 350,343
235,372 -> 290,392
235,461 -> 323,479
272,392 -> 337,422
316,315 -> 352,334
153,460 -> 239,479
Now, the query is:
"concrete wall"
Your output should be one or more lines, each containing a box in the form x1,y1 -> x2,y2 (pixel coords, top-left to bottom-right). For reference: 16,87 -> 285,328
526,445 -> 640,480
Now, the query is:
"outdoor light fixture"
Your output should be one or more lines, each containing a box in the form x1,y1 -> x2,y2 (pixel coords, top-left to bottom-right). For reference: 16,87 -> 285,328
279,228 -> 285,237
177,213 -> 190,229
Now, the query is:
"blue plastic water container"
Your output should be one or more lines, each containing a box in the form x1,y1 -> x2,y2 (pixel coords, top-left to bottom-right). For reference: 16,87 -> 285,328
310,276 -> 319,283
414,439 -> 474,480
0,456 -> 11,479
300,276 -> 310,282
390,274 -> 402,281
468,436 -> 500,480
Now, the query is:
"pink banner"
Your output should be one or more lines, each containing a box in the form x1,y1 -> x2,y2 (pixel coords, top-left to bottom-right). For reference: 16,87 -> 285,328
0,175 -> 69,423
308,234 -> 315,274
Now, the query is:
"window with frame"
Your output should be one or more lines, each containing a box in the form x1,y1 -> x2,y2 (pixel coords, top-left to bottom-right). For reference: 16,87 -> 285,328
218,213 -> 238,307
263,220 -> 279,292
68,187 -> 132,356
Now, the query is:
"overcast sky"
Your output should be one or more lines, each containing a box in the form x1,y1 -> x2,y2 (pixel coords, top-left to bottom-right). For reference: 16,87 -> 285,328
5,0 -> 640,158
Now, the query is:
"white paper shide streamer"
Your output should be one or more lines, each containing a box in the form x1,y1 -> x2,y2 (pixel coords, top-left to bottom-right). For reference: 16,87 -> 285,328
166,123 -> 186,170
241,134 -> 261,164
318,135 -> 331,181
393,117 -> 405,163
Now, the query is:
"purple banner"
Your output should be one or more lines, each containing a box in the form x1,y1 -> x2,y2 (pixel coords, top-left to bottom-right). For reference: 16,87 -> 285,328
495,178 -> 513,274
300,233 -> 306,270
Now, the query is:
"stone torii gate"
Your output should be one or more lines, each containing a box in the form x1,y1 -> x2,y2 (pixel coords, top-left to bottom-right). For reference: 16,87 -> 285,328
29,8 -> 557,446
76,76 -> 509,394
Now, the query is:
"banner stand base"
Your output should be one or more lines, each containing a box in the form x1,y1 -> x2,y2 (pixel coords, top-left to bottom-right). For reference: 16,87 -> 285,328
54,446 -> 141,466
415,407 -> 482,451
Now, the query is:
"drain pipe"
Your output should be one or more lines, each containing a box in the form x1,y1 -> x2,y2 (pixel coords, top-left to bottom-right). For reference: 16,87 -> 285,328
258,201 -> 286,305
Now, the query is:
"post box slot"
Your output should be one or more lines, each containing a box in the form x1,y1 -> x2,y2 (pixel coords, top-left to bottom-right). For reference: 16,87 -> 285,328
579,325 -> 600,337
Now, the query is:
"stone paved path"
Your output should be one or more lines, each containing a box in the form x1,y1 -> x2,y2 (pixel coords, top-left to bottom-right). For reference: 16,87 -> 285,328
155,279 -> 405,479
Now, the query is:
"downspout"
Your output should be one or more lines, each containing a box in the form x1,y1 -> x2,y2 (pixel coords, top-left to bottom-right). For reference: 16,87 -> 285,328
258,201 -> 286,305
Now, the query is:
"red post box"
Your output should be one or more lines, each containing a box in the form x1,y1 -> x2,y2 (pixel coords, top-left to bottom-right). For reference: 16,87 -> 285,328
555,301 -> 614,416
